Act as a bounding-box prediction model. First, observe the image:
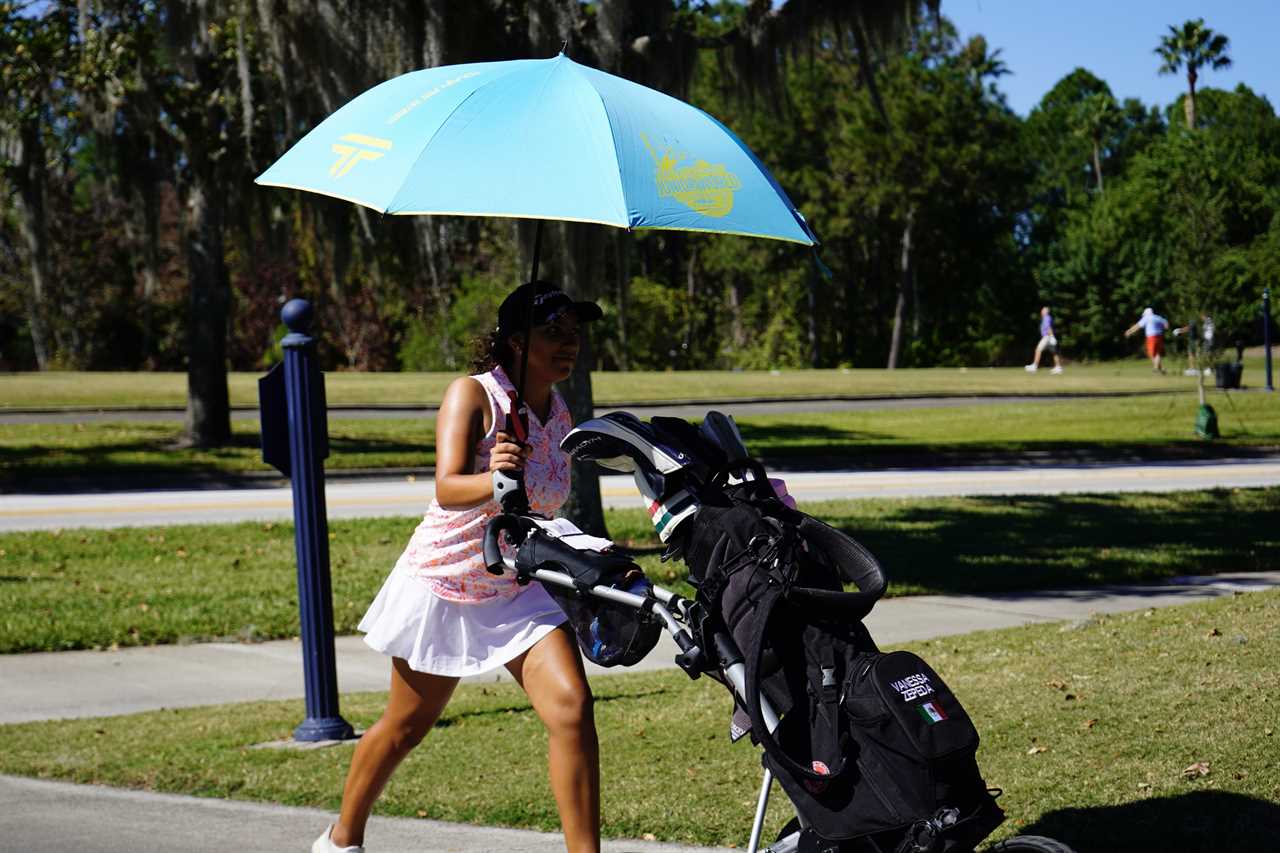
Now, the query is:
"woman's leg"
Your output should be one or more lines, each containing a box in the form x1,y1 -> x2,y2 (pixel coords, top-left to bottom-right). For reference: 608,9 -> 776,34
507,626 -> 600,853
330,658 -> 459,847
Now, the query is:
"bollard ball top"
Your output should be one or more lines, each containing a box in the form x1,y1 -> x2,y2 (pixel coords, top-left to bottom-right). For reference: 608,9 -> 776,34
281,298 -> 313,334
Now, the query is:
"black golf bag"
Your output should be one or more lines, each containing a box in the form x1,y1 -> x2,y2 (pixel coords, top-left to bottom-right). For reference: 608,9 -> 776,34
562,412 -> 1004,853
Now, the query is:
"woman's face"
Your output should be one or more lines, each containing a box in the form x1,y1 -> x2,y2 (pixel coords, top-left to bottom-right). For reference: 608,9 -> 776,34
512,312 -> 581,384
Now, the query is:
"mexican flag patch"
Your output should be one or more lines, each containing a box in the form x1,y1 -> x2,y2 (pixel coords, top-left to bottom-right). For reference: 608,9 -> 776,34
916,701 -> 948,724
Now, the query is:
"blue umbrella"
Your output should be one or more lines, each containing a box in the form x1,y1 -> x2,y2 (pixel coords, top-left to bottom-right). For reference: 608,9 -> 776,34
256,53 -> 818,513
256,53 -> 816,247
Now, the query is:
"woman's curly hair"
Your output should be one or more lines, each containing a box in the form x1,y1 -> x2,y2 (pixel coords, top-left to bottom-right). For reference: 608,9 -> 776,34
470,328 -> 516,375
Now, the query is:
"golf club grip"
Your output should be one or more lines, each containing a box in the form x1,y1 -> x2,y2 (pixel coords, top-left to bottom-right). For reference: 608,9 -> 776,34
483,514 -> 522,575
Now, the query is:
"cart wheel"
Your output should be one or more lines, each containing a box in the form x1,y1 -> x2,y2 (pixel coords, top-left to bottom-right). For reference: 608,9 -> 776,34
987,835 -> 1077,853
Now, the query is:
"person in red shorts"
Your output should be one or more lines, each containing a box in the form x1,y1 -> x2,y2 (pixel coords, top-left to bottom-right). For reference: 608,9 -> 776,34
1124,307 -> 1170,373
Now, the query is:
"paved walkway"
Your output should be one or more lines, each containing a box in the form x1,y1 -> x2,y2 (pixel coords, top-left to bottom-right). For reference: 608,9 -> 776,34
5,571 -> 1278,725
0,774 -> 722,853
4,570 -> 1278,852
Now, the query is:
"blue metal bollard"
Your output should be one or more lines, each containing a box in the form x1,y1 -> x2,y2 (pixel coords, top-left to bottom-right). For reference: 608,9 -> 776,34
259,298 -> 354,742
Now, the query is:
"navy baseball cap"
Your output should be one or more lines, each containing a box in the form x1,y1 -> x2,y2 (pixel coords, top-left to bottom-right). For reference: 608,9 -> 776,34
497,280 -> 603,336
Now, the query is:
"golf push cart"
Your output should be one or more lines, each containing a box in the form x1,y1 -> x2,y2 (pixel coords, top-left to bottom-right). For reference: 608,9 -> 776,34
483,410 -> 1076,853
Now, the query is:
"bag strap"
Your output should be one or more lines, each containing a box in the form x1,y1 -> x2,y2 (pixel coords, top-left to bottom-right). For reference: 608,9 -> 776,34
742,573 -> 849,784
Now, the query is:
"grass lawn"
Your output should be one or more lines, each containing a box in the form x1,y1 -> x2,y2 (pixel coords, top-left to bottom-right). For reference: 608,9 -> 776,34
3,392 -> 1277,482
2,488 -> 1276,654
2,357 -> 1269,409
2,589 -> 1277,852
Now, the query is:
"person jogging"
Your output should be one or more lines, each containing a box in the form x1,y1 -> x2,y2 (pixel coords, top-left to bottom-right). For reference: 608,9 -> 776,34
1125,307 -> 1170,373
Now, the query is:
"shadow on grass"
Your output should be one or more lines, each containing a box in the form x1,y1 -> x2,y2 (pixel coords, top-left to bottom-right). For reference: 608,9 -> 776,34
1016,791 -> 1280,853
833,490 -> 1279,595
1,430 -> 432,493
736,422 -> 891,448
433,687 -> 673,728
758,442 -> 1280,472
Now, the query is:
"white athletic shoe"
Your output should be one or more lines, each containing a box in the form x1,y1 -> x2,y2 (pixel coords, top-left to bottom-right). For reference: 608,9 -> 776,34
1050,366 -> 1063,374
1024,364 -> 1038,372
313,825 -> 364,853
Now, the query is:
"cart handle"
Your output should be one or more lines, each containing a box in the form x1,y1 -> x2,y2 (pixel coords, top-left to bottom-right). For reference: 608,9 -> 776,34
483,514 -> 529,575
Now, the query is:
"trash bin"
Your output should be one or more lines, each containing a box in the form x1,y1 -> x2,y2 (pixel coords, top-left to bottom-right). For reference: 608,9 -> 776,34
1215,362 -> 1243,389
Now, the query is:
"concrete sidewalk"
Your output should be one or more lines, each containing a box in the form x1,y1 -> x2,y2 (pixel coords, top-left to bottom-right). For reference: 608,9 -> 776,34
0,774 -> 724,853
3,571 -> 1278,853
5,571 -> 1279,725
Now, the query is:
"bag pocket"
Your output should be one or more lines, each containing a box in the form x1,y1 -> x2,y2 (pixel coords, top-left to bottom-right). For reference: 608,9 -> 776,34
867,650 -> 979,761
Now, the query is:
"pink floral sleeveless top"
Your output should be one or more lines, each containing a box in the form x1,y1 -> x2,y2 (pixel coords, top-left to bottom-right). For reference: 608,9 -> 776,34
395,366 -> 573,603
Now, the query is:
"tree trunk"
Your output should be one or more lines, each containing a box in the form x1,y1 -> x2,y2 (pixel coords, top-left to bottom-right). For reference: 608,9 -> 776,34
729,277 -> 746,350
1185,69 -> 1198,129
182,174 -> 232,447
806,262 -> 819,367
416,217 -> 454,368
525,220 -> 607,537
12,117 -> 52,369
887,206 -> 914,370
615,232 -> 629,370
682,244 -> 697,364
1092,139 -> 1105,193
557,338 -> 606,536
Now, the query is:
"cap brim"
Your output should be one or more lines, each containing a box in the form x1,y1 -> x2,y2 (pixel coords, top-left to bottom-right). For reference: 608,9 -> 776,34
570,301 -> 604,322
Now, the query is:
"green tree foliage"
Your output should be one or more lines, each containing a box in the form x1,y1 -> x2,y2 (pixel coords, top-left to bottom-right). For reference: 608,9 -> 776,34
2,3 -> 1277,391
1033,83 -> 1280,357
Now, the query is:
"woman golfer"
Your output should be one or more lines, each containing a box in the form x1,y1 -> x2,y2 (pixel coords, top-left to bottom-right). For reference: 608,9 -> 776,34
314,281 -> 604,853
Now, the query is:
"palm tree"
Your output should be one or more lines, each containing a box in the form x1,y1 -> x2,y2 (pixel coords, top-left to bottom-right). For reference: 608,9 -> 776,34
960,34 -> 1009,94
1073,92 -> 1118,193
1155,18 -> 1231,129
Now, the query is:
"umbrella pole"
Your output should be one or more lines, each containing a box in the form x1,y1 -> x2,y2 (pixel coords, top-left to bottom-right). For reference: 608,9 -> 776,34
513,219 -> 543,416
493,220 -> 543,514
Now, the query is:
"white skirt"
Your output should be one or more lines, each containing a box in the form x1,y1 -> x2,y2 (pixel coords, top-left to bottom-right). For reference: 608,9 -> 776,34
358,568 -> 568,676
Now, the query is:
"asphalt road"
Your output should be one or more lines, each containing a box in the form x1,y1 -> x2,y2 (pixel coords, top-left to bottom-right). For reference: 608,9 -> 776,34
3,457 -> 1278,531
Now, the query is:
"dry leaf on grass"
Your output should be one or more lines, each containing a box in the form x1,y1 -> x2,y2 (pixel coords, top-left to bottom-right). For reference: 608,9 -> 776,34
1181,761 -> 1211,778
1027,746 -> 1048,755
1205,628 -> 1221,638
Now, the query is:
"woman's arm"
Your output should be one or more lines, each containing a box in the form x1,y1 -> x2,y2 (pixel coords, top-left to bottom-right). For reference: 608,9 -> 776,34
433,376 -> 527,509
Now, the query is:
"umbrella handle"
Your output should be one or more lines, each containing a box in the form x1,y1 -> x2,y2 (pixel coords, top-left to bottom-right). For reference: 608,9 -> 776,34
493,407 -> 531,514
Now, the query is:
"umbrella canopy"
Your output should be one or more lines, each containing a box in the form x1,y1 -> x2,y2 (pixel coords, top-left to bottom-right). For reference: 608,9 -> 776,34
256,53 -> 816,246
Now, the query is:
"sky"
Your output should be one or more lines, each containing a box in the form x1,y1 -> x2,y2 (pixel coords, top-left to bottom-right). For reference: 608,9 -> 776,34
943,0 -> 1280,116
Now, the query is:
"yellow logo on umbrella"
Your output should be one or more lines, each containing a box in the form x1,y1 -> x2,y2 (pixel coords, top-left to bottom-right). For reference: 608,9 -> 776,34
642,134 -> 741,218
330,134 -> 393,178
